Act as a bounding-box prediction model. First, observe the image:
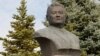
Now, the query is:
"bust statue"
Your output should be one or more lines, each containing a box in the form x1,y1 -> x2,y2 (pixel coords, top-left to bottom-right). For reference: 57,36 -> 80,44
35,2 -> 80,56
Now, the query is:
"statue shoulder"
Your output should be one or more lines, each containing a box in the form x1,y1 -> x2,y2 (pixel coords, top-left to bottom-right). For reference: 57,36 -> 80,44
66,30 -> 79,38
35,27 -> 50,38
66,30 -> 80,49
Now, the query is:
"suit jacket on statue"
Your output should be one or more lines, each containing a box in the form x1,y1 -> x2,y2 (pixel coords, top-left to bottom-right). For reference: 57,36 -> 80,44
35,26 -> 80,56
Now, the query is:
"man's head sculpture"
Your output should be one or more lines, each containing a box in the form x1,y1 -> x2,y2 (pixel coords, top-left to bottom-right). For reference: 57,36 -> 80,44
46,2 -> 66,28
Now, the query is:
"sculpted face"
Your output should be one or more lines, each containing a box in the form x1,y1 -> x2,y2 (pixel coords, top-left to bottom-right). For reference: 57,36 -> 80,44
47,6 -> 66,26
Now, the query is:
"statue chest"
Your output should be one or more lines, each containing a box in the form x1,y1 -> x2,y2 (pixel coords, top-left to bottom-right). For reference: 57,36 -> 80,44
46,29 -> 79,50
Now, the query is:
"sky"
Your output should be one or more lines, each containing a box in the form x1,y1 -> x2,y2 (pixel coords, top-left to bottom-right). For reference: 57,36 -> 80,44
0,0 -> 51,53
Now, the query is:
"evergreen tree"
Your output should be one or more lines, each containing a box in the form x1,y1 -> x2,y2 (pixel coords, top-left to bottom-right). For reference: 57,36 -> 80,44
0,0 -> 39,56
56,0 -> 100,56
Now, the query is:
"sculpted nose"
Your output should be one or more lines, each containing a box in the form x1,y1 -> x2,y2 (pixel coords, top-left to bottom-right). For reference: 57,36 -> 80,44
56,13 -> 60,17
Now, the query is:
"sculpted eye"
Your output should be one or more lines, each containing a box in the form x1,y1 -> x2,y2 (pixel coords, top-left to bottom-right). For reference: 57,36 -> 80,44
59,11 -> 64,14
51,11 -> 56,14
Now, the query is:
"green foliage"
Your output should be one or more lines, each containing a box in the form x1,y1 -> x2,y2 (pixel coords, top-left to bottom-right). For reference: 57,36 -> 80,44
81,49 -> 87,56
0,0 -> 40,56
43,20 -> 49,27
56,0 -> 100,56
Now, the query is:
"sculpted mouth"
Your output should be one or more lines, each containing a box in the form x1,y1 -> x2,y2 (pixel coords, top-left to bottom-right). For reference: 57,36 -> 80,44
56,18 -> 62,20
